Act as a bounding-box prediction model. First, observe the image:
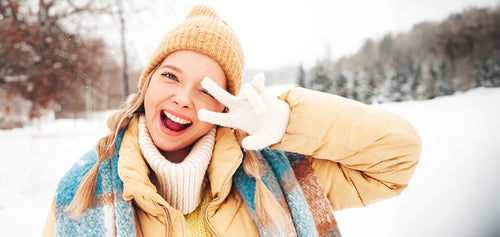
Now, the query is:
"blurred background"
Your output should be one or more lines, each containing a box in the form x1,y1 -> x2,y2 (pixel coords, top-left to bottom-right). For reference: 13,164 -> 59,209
1,0 -> 499,236
1,0 -> 499,125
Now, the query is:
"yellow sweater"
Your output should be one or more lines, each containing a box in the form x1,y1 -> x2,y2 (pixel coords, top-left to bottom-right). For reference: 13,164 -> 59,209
184,184 -> 212,237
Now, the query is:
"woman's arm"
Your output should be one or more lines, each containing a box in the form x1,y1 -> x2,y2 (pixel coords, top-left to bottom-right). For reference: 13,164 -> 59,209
270,87 -> 422,210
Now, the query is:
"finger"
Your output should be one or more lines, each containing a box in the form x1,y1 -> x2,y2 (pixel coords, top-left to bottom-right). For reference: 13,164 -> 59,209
251,73 -> 266,94
242,133 -> 273,150
201,77 -> 238,108
240,83 -> 266,115
198,109 -> 237,128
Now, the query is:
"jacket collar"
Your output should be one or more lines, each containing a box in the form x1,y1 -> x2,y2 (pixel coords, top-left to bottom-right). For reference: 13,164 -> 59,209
207,127 -> 243,202
117,117 -> 168,216
117,117 -> 243,215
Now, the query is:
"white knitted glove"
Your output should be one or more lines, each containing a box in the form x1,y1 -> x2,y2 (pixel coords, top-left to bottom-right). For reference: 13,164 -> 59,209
198,73 -> 290,150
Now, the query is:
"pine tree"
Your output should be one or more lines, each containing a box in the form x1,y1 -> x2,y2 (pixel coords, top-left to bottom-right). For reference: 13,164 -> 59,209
351,72 -> 360,101
360,67 -> 377,104
437,61 -> 454,96
424,63 -> 439,99
410,61 -> 423,99
297,64 -> 306,88
475,57 -> 500,87
379,34 -> 395,58
335,73 -> 348,98
310,61 -> 333,92
367,73 -> 377,103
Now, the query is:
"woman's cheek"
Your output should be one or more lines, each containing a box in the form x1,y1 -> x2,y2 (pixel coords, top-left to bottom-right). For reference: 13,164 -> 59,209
201,98 -> 222,112
211,102 -> 225,113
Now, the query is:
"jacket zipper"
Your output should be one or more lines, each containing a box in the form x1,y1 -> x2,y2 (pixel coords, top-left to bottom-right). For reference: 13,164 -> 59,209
203,155 -> 243,237
155,201 -> 173,237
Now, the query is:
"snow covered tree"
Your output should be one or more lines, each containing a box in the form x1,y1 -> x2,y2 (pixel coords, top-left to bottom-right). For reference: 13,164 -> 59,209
334,72 -> 348,98
410,61 -> 423,99
426,63 -> 439,99
474,57 -> 500,88
436,61 -> 454,96
358,67 -> 377,104
379,34 -> 395,58
310,61 -> 333,93
296,64 -> 306,88
350,71 -> 360,101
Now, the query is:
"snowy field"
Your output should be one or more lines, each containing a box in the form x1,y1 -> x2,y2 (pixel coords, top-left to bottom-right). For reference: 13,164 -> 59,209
1,86 -> 500,236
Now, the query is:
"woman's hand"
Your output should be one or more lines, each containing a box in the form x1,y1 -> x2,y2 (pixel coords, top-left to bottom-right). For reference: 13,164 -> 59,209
198,73 -> 290,150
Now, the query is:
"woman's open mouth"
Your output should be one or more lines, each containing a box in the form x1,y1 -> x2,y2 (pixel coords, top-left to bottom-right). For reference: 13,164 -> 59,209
160,110 -> 192,132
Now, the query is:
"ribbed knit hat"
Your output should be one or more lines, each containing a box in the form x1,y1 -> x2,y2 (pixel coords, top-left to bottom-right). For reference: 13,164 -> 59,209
137,5 -> 244,95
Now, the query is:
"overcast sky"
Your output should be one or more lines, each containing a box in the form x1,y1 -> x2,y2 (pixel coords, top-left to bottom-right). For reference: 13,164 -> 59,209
122,0 -> 499,70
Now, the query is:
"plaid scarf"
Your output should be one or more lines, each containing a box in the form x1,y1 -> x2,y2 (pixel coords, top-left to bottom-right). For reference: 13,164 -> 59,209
54,130 -> 136,237
54,130 -> 340,236
233,148 -> 341,237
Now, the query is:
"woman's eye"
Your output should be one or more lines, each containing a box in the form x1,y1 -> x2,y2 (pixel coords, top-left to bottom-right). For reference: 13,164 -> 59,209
202,90 -> 215,99
161,72 -> 177,81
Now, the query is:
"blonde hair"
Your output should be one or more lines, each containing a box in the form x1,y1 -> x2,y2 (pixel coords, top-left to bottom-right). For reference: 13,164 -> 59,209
235,130 -> 290,235
66,70 -> 153,217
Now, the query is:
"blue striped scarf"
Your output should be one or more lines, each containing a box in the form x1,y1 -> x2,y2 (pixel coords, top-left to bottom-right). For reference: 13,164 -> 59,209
54,131 -> 136,237
233,149 -> 341,237
54,131 -> 340,236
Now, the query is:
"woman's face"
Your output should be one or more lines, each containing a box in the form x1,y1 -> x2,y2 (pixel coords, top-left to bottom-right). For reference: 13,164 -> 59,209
144,50 -> 226,162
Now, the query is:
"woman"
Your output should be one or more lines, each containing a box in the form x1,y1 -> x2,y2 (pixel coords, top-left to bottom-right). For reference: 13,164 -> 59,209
43,5 -> 421,237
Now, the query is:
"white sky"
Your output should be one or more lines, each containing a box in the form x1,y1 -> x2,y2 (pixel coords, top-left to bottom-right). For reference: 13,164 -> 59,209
123,0 -> 499,70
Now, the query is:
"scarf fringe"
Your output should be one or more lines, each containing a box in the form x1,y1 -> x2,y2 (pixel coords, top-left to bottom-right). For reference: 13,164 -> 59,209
233,148 -> 341,237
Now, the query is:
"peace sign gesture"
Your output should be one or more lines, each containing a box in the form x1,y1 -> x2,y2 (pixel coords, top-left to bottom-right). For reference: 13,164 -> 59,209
198,73 -> 290,150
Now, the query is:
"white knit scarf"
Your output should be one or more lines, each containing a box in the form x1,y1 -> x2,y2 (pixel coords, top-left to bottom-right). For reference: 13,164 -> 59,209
138,115 -> 216,214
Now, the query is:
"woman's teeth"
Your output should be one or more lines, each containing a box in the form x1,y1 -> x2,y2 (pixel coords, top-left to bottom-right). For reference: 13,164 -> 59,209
163,110 -> 191,125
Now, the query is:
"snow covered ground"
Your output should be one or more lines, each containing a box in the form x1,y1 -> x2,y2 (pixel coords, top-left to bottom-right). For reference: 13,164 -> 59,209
1,87 -> 499,236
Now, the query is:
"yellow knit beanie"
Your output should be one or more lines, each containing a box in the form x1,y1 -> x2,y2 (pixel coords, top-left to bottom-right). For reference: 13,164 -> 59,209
137,5 -> 244,95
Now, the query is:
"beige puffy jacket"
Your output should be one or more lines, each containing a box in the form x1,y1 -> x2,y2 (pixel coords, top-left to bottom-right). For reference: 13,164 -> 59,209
44,87 -> 421,236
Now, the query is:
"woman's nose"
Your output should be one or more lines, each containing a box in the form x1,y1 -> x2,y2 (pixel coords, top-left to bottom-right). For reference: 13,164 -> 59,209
172,87 -> 194,109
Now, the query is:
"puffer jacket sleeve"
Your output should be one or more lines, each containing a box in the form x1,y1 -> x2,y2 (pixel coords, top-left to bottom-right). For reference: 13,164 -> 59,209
270,87 -> 422,211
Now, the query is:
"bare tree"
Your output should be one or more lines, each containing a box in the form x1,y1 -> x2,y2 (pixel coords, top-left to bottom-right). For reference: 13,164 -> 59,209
0,0 -> 120,122
118,0 -> 129,95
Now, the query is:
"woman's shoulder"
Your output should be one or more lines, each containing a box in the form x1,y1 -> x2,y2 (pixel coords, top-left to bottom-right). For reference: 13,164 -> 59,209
55,149 -> 98,207
55,129 -> 126,208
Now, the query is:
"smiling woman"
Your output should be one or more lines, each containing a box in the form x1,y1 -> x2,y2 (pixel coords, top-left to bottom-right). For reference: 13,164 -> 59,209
43,4 -> 421,237
144,50 -> 227,162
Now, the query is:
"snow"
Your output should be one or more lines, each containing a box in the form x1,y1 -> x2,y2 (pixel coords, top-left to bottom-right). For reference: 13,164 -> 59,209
1,87 -> 500,236
337,87 -> 500,237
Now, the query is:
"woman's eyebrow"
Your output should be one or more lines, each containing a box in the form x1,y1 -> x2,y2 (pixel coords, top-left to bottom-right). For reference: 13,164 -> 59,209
160,64 -> 183,73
